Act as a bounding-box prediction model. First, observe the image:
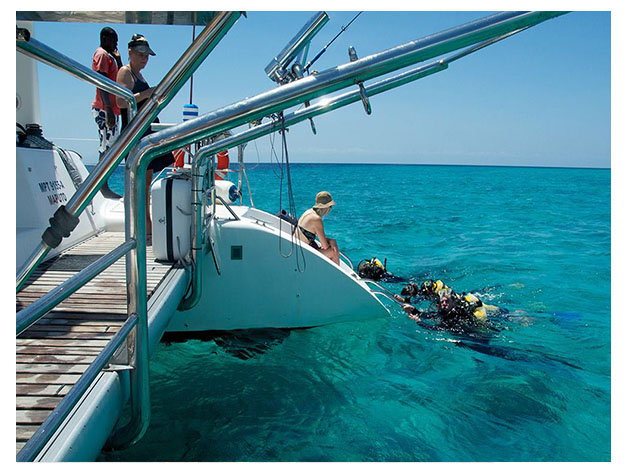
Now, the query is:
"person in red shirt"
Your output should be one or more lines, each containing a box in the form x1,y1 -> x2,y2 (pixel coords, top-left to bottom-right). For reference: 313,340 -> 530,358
92,27 -> 122,160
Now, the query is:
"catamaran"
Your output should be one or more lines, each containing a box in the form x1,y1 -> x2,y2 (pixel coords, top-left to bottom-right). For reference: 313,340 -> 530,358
15,10 -> 567,461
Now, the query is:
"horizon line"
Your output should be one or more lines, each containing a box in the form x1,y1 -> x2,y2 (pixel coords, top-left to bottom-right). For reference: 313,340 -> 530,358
85,161 -> 610,171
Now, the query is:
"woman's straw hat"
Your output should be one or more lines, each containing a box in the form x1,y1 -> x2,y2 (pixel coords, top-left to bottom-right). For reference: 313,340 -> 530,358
313,191 -> 336,209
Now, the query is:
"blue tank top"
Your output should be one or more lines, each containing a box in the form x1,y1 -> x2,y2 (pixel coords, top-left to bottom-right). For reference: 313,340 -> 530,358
121,69 -> 154,130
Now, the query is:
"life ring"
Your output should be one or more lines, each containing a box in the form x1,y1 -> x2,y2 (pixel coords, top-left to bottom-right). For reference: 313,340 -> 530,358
173,148 -> 186,168
215,149 -> 229,180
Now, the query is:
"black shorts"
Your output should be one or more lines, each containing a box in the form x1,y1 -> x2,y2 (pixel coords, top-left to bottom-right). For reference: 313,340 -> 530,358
148,152 -> 174,173
121,114 -> 174,173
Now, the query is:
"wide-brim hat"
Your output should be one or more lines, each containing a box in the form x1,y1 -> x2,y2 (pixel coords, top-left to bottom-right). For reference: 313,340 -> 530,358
128,34 -> 156,56
313,191 -> 336,209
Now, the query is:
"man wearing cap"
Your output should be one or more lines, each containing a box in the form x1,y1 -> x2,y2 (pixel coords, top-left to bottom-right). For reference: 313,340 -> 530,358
92,27 -> 122,159
296,191 -> 341,264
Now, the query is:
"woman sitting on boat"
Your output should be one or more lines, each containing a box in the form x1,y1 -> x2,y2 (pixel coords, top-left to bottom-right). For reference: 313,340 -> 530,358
296,191 -> 340,265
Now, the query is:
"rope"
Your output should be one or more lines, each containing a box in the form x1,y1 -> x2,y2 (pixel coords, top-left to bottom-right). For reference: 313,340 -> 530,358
275,113 -> 306,271
268,124 -> 284,179
243,166 -> 255,207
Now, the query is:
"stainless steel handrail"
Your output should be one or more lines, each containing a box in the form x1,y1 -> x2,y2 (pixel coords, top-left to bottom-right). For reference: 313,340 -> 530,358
340,252 -> 354,271
16,28 -> 138,122
180,27 -> 536,159
16,240 -> 136,336
106,11 -> 242,450
178,154 -> 210,310
16,11 -> 242,292
370,291 -> 399,305
363,279 -> 396,298
215,196 -> 240,220
179,150 -> 241,311
122,12 -> 566,169
16,313 -> 139,462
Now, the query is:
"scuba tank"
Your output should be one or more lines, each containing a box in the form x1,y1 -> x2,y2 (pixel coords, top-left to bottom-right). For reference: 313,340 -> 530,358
357,257 -> 388,280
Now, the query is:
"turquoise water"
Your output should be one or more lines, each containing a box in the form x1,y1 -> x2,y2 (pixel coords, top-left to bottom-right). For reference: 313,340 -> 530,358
98,163 -> 610,461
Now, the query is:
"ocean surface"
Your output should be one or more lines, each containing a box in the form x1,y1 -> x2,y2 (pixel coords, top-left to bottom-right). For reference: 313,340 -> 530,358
97,163 -> 610,462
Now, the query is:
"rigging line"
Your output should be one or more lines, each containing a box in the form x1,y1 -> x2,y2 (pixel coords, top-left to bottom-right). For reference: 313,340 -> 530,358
268,129 -> 284,179
304,11 -> 363,73
279,113 -> 307,271
243,166 -> 255,208
277,113 -> 293,258
246,140 -> 261,171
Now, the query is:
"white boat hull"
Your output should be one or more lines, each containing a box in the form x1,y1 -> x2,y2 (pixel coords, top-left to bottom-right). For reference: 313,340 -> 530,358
166,206 -> 390,331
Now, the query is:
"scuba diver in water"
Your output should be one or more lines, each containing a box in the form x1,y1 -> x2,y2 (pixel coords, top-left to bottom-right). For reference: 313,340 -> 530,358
394,279 -> 506,328
396,280 -> 580,369
357,257 -> 405,283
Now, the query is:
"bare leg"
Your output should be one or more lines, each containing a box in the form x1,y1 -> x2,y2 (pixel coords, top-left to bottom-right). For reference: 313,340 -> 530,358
328,239 -> 340,265
321,239 -> 340,265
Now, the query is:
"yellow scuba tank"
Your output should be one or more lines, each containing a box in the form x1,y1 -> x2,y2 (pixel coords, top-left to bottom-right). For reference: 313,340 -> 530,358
463,293 -> 487,322
473,306 -> 487,322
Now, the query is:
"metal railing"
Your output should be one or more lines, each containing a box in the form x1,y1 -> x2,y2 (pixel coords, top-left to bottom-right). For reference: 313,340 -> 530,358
178,152 -> 211,310
16,27 -> 138,123
340,252 -> 354,270
16,314 -> 139,462
370,290 -> 400,305
170,26 -> 538,161
16,240 -> 136,336
178,150 -> 241,310
108,12 -> 242,449
363,279 -> 396,297
15,12 -> 242,460
362,280 -> 401,306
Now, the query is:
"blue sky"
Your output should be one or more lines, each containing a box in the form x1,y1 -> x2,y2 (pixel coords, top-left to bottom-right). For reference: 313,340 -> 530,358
25,10 -> 610,168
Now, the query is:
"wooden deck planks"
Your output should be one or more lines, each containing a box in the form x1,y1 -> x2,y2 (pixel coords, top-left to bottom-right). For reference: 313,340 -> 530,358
16,231 -> 176,456
17,373 -> 82,385
17,346 -> 108,356
16,354 -> 97,364
17,410 -> 54,425
17,396 -> 65,410
16,384 -> 72,397
17,425 -> 40,442
16,363 -> 91,374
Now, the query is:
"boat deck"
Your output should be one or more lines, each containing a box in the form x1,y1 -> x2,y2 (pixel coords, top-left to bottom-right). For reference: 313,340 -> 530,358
16,231 -> 175,455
